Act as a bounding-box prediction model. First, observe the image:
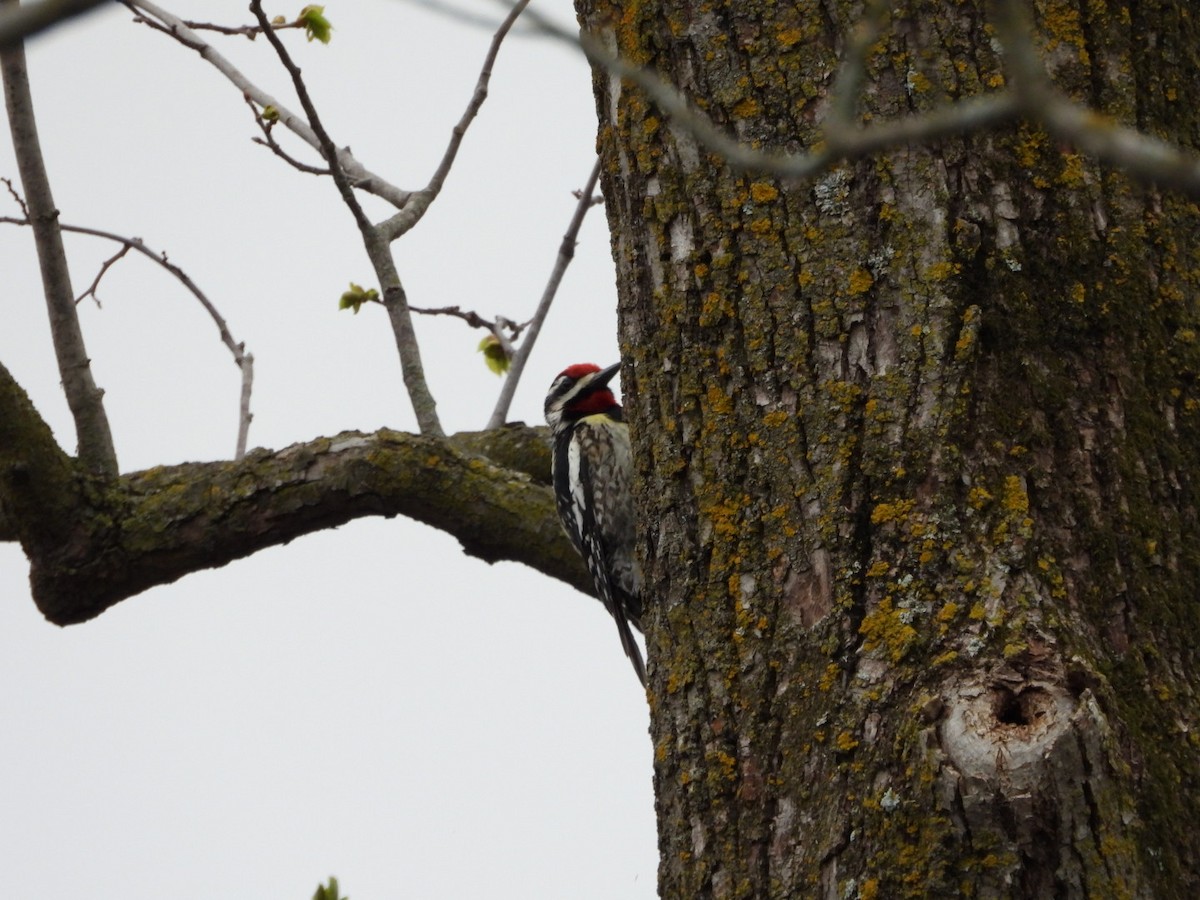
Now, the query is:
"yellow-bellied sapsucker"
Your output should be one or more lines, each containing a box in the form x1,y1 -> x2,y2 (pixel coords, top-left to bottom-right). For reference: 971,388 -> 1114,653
544,362 -> 645,687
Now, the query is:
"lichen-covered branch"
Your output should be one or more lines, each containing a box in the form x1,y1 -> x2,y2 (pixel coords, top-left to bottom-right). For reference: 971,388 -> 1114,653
1,361 -> 588,624
1,24 -> 117,476
0,359 -> 82,549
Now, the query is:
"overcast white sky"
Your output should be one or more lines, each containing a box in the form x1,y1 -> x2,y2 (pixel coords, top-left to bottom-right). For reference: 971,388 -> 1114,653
0,2 -> 657,897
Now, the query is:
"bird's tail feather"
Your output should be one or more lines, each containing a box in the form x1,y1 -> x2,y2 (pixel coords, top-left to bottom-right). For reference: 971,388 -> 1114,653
615,615 -> 647,688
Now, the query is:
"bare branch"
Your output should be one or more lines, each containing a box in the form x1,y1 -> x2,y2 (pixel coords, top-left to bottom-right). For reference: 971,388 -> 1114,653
122,0 -> 413,209
0,0 -> 108,48
249,1 -> 371,233
411,303 -> 515,333
486,156 -> 603,429
75,242 -> 131,307
2,172 -> 26,214
826,0 -> 888,129
235,348 -> 254,461
518,0 -> 1200,198
374,271 -> 444,437
519,3 -> 1019,180
571,186 -> 604,207
247,0 -> 443,436
378,0 -> 532,242
400,0 -> 519,33
991,0 -> 1200,197
1,207 -> 255,459
180,17 -> 305,40
244,95 -> 331,175
69,226 -> 253,459
2,23 -> 118,475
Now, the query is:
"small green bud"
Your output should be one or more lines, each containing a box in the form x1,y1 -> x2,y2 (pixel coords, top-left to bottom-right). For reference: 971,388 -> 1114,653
338,282 -> 380,314
298,5 -> 332,43
477,334 -> 511,375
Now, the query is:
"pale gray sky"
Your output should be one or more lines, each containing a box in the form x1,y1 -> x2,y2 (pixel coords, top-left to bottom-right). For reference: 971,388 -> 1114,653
0,2 -> 656,897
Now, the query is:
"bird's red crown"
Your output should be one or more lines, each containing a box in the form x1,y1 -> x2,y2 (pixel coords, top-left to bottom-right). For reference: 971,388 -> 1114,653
560,362 -> 618,415
558,362 -> 603,379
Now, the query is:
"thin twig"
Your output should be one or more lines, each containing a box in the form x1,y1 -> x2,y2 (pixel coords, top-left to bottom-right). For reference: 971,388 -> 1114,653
75,243 -> 131,307
244,95 -> 331,175
409,304 -> 525,380
2,173 -> 27,215
516,0 -> 1200,197
249,1 -> 372,234
2,24 -> 118,475
572,187 -> 604,207
377,0 -> 533,242
486,156 -> 603,429
410,303 -> 519,334
400,0 -> 521,33
181,18 -> 304,39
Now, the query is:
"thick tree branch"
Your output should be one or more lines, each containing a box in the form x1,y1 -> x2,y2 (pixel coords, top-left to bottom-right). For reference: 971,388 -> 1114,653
0,368 -> 590,623
0,359 -> 81,549
2,21 -> 118,475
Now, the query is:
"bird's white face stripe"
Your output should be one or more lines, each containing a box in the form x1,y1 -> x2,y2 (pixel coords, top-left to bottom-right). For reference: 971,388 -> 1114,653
544,367 -> 617,428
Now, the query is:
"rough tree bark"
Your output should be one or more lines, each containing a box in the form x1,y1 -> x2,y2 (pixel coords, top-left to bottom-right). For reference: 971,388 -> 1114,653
578,0 -> 1200,896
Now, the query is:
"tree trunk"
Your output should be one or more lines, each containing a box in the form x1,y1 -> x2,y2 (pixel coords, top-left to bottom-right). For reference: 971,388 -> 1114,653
578,0 -> 1200,895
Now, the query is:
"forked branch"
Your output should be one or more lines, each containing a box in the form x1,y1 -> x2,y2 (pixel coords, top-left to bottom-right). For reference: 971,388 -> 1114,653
247,0 -> 443,436
377,0 -> 533,242
0,191 -> 256,460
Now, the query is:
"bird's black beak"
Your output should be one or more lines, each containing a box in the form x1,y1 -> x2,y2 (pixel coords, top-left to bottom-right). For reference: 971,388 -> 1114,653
594,362 -> 622,387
